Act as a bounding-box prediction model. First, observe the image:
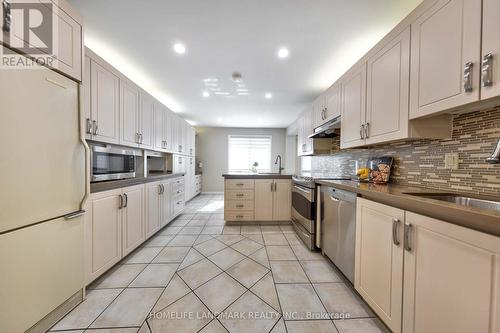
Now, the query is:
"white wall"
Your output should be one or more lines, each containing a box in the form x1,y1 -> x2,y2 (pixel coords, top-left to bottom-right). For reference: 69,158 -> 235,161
196,127 -> 287,192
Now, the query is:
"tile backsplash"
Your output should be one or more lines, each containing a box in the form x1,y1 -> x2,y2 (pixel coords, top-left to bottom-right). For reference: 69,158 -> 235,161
305,107 -> 500,197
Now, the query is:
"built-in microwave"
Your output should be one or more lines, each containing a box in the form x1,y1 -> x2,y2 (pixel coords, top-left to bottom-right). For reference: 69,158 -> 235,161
91,146 -> 138,182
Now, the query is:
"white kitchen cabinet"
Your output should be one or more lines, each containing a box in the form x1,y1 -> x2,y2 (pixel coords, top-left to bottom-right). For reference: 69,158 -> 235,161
154,102 -> 166,151
173,154 -> 186,174
160,180 -> 172,227
120,79 -> 141,147
409,0 -> 482,119
340,63 -> 367,149
313,83 -> 341,129
297,108 -> 314,156
145,181 -> 161,238
272,179 -> 292,221
365,27 -> 410,145
83,56 -> 92,140
403,212 -> 500,333
84,189 -> 122,284
121,185 -> 145,256
139,91 -> 155,150
89,59 -> 120,144
254,179 -> 274,221
355,198 -> 404,333
481,0 -> 500,100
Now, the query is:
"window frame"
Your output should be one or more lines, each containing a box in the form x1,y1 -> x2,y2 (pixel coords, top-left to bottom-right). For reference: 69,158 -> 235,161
227,134 -> 273,173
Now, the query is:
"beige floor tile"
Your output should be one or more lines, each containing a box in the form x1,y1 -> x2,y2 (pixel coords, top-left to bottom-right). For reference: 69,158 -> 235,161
85,329 -> 138,333
187,219 -> 208,226
179,226 -> 204,235
226,258 -> 269,288
270,319 -> 286,333
209,214 -> 225,220
231,238 -> 263,256
129,264 -> 178,287
208,247 -> 245,270
301,260 -> 343,283
194,238 -> 227,256
215,234 -> 244,246
193,213 -> 212,220
177,213 -> 195,220
152,274 -> 191,313
284,233 -> 302,245
279,225 -> 295,234
51,289 -> 122,330
152,246 -> 190,263
270,261 -> 309,283
206,219 -> 226,226
314,283 -> 373,319
223,225 -> 241,234
291,244 -> 324,260
194,273 -> 246,313
250,272 -> 281,312
249,247 -> 270,268
122,247 -> 163,264
149,293 -> 212,333
240,225 -> 262,234
263,233 -> 289,245
138,321 -> 151,333
170,219 -> 190,227
90,264 -> 146,289
244,233 -> 264,244
334,318 -> 390,333
168,234 -> 198,246
160,226 -> 182,235
261,225 -> 282,234
143,235 -> 173,247
201,226 -> 224,235
267,246 -> 297,261
276,284 -> 328,320
286,320 -> 339,333
219,291 -> 280,333
91,288 -> 163,328
199,319 -> 228,333
195,234 -> 214,245
178,248 -> 205,270
178,258 -> 222,289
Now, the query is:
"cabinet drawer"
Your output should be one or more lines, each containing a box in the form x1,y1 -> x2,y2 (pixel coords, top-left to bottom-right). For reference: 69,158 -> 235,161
225,200 -> 254,211
224,211 -> 254,221
225,190 -> 254,201
225,179 -> 255,190
172,177 -> 185,186
172,197 -> 185,215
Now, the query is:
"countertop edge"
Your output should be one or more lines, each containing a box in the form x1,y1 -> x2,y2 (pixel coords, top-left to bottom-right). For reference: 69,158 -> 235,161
91,173 -> 185,193
316,180 -> 500,238
222,174 -> 293,179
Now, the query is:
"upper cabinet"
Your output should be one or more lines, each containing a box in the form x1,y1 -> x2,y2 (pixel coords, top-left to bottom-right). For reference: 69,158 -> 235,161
313,83 -> 341,129
409,0 -> 482,119
297,108 -> 314,156
0,0 -> 82,81
139,91 -> 155,150
481,0 -> 500,100
120,78 -> 141,147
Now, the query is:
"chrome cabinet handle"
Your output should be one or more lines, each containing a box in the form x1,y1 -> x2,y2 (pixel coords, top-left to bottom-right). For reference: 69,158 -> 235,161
392,218 -> 400,246
92,120 -> 98,135
118,194 -> 123,209
139,133 -> 143,144
463,61 -> 473,92
136,133 -> 140,143
482,53 -> 493,87
360,124 -> 365,139
86,118 -> 93,134
158,184 -> 162,195
270,182 -> 273,192
364,122 -> 370,139
2,0 -> 11,33
64,210 -> 86,220
329,195 -> 340,202
123,193 -> 128,208
404,223 -> 412,252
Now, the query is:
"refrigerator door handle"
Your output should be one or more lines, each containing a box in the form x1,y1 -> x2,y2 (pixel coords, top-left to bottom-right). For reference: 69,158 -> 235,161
64,210 -> 86,220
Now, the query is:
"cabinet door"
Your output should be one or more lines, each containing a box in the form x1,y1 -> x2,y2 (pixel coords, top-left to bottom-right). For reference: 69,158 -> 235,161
481,0 -> 500,100
272,179 -> 291,221
83,56 -> 92,140
303,108 -> 314,154
161,181 -> 172,226
146,182 -> 161,238
297,116 -> 305,156
409,0 -> 481,119
324,83 -> 341,122
91,61 -> 120,144
120,79 -> 140,147
122,185 -> 145,256
366,27 -> 410,145
403,212 -> 500,333
164,109 -> 173,151
140,91 -> 155,150
85,189 -> 122,284
355,198 -> 404,333
340,63 -> 367,148
312,96 -> 325,129
254,180 -> 274,221
154,102 -> 166,151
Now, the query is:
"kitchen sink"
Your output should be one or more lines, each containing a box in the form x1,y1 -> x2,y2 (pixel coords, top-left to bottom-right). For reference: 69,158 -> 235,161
405,193 -> 500,212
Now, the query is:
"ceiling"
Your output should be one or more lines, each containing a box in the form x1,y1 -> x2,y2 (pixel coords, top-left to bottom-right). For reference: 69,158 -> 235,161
68,0 -> 421,128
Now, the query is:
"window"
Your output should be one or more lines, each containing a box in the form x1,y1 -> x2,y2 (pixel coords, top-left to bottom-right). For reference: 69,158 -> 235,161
228,135 -> 272,173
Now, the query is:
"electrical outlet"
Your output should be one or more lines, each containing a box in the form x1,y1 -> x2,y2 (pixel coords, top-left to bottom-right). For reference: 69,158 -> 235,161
444,153 -> 459,170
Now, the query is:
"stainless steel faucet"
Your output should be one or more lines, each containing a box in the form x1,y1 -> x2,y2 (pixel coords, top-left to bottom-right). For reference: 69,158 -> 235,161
487,139 -> 500,164
275,155 -> 284,174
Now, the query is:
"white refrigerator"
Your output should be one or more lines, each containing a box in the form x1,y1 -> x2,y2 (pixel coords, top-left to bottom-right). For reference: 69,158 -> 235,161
0,61 -> 86,332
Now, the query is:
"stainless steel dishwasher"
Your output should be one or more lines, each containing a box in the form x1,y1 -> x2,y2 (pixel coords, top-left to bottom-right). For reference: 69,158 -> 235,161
321,186 -> 357,283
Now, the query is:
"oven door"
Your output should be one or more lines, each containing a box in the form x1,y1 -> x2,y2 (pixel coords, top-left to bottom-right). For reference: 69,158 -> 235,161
91,146 -> 137,182
291,184 -> 315,233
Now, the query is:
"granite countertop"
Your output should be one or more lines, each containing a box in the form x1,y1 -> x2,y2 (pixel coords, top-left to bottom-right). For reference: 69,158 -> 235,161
222,173 -> 293,179
91,173 -> 185,193
316,180 -> 500,237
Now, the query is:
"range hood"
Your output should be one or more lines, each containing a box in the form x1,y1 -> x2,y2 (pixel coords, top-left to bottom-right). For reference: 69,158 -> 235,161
308,116 -> 341,139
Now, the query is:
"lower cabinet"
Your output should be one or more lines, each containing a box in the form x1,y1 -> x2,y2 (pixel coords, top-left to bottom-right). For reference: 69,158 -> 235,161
85,177 -> 185,285
254,180 -> 274,220
254,179 -> 292,221
355,198 -> 500,333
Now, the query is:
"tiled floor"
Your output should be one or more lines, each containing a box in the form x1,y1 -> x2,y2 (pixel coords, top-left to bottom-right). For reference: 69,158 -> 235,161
49,194 -> 389,333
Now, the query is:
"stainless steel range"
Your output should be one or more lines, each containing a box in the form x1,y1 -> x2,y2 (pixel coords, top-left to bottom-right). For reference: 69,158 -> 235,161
291,175 -> 350,249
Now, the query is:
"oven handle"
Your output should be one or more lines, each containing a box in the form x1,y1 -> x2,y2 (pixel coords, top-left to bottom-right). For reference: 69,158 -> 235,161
293,185 -> 312,194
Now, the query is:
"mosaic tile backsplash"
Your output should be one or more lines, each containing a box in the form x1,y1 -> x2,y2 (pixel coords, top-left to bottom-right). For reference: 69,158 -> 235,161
304,107 -> 500,197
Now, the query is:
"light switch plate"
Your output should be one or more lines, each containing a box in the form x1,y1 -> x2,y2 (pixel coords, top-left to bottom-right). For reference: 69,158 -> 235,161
444,153 -> 459,170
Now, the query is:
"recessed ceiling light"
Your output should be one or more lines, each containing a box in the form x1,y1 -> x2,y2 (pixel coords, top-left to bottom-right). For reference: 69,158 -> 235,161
277,48 -> 289,59
202,91 -> 210,97
265,93 -> 273,99
173,43 -> 186,54
217,117 -> 223,122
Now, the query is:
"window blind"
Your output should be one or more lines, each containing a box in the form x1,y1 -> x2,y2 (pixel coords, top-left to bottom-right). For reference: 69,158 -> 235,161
228,135 -> 272,173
